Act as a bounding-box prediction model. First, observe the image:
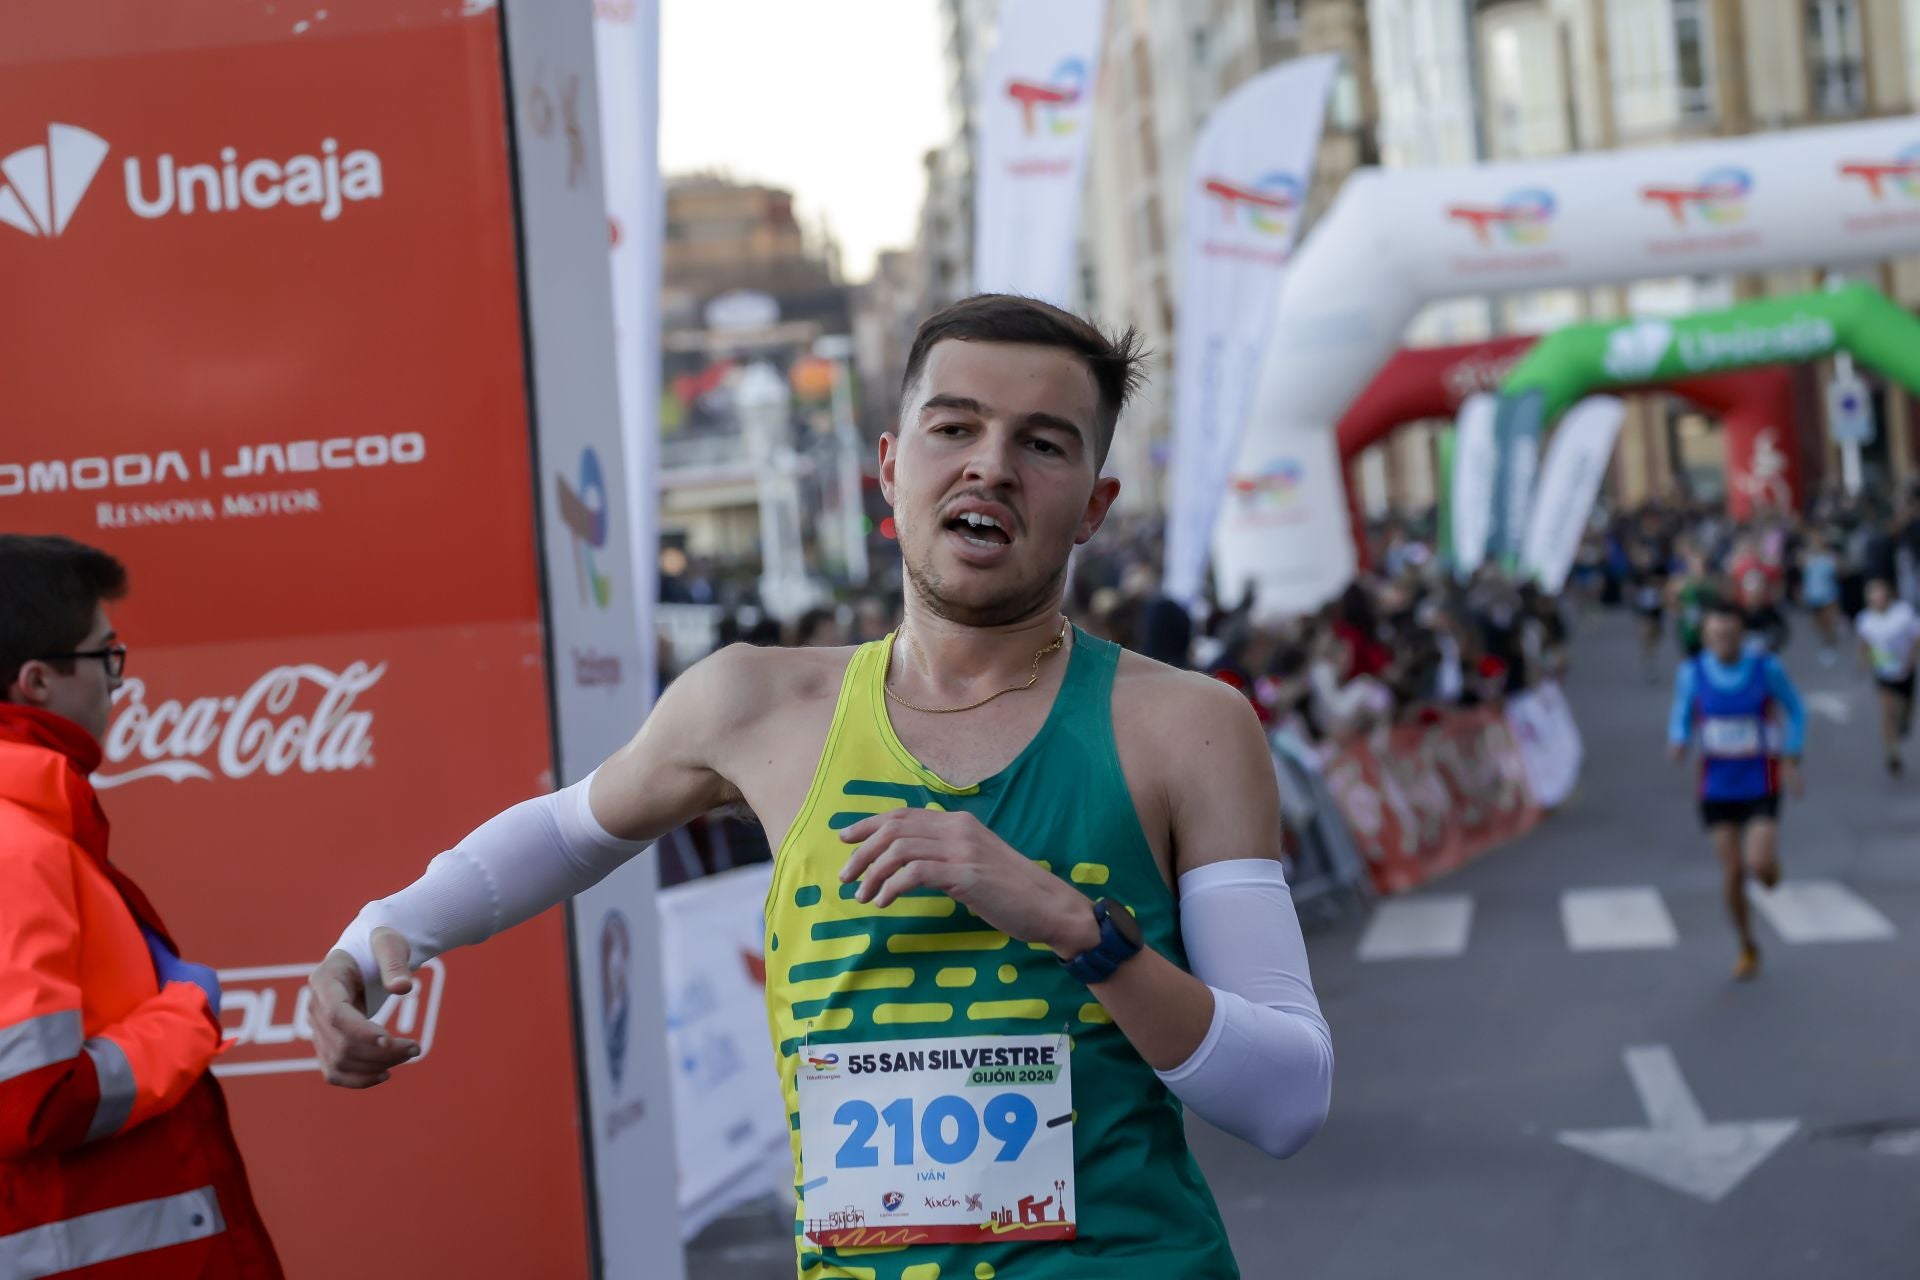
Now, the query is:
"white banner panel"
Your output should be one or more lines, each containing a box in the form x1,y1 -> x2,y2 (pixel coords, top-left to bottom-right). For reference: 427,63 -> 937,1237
1209,424 -> 1353,616
1504,681 -> 1584,808
973,0 -> 1106,304
1163,55 -> 1338,605
505,0 -> 680,1272
1218,114 -> 1920,616
1449,393 -> 1499,577
600,0 -> 662,712
1522,395 -> 1624,593
657,863 -> 790,1239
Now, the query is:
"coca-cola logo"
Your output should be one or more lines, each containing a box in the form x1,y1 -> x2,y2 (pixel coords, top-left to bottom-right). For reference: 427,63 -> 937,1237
98,661 -> 385,789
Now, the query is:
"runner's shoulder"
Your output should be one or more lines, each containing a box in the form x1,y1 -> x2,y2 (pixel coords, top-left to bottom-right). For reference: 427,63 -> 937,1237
671,641 -> 856,730
1111,649 -> 1268,757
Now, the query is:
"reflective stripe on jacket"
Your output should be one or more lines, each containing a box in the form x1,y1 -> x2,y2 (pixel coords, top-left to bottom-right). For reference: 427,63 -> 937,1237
0,704 -> 281,1278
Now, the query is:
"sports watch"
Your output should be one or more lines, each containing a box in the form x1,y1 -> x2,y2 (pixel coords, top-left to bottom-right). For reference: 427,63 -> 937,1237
1060,898 -> 1144,985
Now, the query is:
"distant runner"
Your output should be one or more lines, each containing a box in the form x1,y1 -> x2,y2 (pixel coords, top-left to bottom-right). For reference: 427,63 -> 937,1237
1667,598 -> 1807,979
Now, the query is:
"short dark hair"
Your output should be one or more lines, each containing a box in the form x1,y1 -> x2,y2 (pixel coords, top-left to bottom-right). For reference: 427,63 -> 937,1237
0,535 -> 128,693
899,293 -> 1147,468
1701,594 -> 1744,624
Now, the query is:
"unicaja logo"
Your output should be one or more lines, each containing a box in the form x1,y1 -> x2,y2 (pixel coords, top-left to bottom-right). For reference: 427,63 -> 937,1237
1603,320 -> 1674,380
125,137 -> 383,223
0,123 -> 110,238
0,121 -> 384,236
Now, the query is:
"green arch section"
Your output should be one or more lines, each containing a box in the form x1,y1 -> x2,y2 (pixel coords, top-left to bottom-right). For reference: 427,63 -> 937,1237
1498,282 -> 1920,422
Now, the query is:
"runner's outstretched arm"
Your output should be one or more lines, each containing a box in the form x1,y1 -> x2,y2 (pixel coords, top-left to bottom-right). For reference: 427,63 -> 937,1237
307,645 -> 759,1088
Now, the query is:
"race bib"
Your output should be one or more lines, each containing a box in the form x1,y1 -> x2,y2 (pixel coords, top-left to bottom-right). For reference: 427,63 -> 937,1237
797,1034 -> 1076,1249
1700,716 -> 1763,758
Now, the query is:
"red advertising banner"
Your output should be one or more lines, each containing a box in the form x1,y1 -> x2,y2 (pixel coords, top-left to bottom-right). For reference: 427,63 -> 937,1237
2,4 -> 590,1274
1320,708 -> 1542,894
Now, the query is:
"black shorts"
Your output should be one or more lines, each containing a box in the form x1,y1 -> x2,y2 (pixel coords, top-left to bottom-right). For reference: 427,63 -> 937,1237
1876,672 -> 1916,702
1700,794 -> 1779,829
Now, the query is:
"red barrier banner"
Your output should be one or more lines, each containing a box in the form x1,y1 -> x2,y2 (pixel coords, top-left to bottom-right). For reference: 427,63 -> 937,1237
1320,707 -> 1541,893
2,4 -> 592,1274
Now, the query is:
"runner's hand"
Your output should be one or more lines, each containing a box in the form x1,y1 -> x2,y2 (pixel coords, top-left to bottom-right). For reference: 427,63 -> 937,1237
1778,758 -> 1805,798
1666,742 -> 1686,764
838,809 -> 1096,956
307,926 -> 421,1089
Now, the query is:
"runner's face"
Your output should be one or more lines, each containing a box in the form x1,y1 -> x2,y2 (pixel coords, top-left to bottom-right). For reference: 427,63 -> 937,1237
1704,613 -> 1744,661
882,341 -> 1121,627
1867,581 -> 1891,612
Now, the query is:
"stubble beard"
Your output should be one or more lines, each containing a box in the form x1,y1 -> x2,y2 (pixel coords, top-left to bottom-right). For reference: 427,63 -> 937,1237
901,520 -> 1068,629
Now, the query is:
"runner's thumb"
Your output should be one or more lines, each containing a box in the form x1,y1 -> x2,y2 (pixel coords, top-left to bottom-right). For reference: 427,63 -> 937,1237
371,926 -> 416,996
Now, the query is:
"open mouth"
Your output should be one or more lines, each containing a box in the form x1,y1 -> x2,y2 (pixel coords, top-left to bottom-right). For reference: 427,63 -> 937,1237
945,510 -> 1013,548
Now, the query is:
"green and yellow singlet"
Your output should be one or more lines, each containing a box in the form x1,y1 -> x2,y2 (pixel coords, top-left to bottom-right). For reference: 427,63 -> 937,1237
764,627 -> 1238,1280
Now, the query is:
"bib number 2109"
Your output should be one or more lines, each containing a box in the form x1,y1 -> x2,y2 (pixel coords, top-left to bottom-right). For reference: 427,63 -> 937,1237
834,1093 -> 1038,1169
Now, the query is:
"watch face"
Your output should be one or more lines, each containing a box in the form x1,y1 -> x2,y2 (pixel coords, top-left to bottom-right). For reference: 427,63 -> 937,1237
1098,898 -> 1144,949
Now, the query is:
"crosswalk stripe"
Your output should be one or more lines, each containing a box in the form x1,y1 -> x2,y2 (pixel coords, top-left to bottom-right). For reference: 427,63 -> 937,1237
1560,887 -> 1678,951
1357,895 -> 1474,961
1747,880 -> 1897,943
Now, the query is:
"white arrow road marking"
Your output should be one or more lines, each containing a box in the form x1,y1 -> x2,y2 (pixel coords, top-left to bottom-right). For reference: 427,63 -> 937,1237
1557,1045 -> 1798,1203
1805,692 -> 1851,724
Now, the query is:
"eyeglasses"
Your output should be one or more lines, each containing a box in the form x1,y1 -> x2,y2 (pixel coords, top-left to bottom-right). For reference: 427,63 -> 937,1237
39,645 -> 128,680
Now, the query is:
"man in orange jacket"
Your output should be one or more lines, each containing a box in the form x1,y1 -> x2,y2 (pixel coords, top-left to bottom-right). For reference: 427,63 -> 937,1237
0,535 -> 280,1278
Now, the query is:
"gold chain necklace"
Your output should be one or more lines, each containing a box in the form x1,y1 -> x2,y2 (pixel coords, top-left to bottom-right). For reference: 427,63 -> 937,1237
884,616 -> 1071,715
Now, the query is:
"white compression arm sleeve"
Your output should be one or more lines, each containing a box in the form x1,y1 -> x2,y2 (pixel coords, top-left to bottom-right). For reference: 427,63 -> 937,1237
333,771 -> 647,1011
1154,858 -> 1334,1158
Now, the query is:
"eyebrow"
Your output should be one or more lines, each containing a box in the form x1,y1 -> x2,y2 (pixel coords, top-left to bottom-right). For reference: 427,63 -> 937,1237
919,394 -> 1087,445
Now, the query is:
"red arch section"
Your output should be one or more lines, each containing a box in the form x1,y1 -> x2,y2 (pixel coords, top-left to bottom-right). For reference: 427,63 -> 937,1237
1334,340 -> 1805,563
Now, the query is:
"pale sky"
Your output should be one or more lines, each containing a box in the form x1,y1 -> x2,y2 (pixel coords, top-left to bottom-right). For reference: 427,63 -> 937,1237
660,0 -> 955,281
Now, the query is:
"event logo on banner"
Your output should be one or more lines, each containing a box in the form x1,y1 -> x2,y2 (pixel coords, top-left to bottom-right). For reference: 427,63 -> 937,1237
1163,55 -> 1336,606
556,446 -> 614,608
599,910 -> 633,1094
972,0 -> 1105,304
1838,145 -> 1920,199
1006,58 -> 1088,140
1640,167 -> 1759,255
1444,188 -> 1565,273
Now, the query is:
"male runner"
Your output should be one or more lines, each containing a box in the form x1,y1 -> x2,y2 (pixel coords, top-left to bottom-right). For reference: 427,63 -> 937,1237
1667,598 -> 1807,979
307,295 -> 1333,1279
1854,577 -> 1920,775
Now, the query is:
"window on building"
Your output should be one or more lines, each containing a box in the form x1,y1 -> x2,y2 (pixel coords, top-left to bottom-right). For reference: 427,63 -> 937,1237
1606,0 -> 1715,133
1269,0 -> 1302,38
1672,0 -> 1713,117
1809,0 -> 1868,115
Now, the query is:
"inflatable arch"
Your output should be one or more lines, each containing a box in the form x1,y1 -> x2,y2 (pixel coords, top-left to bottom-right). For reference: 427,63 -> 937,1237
1336,336 -> 1804,554
1494,283 -> 1920,517
1208,114 -> 1920,618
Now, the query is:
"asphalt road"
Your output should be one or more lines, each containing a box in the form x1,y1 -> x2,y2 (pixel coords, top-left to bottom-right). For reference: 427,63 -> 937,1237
688,610 -> 1920,1279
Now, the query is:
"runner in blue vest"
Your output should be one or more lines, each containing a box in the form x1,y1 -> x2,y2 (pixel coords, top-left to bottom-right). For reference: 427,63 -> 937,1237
1667,597 -> 1806,979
